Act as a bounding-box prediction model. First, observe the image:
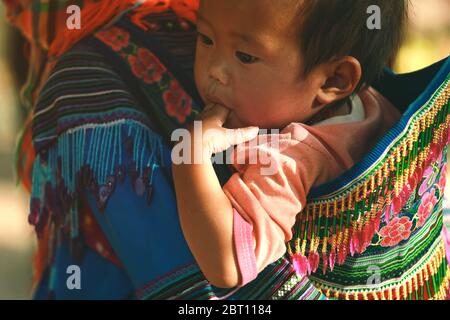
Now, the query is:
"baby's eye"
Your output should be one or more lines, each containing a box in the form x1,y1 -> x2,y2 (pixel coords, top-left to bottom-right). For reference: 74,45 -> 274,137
235,51 -> 259,64
197,32 -> 213,46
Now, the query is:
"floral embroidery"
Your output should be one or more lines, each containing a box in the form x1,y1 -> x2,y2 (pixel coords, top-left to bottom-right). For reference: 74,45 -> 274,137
163,79 -> 193,123
96,27 -> 130,51
95,25 -> 197,126
418,166 -> 437,196
416,189 -> 438,227
372,151 -> 447,249
438,164 -> 447,191
418,151 -> 443,196
128,48 -> 165,84
389,193 -> 403,220
379,216 -> 412,247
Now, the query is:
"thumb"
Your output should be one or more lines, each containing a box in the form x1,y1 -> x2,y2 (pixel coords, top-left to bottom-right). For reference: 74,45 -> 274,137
226,126 -> 260,146
199,103 -> 230,126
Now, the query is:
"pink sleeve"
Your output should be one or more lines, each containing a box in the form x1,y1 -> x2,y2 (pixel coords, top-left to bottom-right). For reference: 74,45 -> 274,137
223,126 -> 341,286
232,208 -> 258,286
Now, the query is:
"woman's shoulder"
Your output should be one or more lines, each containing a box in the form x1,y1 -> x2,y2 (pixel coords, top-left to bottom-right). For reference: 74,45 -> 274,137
28,37 -> 170,228
32,39 -> 154,153
36,40 -> 140,113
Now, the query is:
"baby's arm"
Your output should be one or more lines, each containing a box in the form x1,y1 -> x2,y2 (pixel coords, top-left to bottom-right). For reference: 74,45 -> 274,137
172,153 -> 238,288
172,103 -> 259,288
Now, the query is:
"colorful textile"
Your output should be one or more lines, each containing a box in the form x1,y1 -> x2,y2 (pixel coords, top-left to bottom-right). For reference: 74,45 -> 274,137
2,0 -> 199,286
3,0 -> 198,108
29,10 -> 202,289
7,1 -> 450,299
295,61 -> 450,299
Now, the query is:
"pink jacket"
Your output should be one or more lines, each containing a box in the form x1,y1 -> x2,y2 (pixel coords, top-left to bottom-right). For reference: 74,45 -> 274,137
222,87 -> 402,286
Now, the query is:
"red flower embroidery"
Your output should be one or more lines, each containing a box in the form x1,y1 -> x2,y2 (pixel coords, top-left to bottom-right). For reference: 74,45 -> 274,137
379,216 -> 412,247
417,190 -> 438,227
128,48 -> 165,84
96,27 -> 130,51
163,79 -> 193,123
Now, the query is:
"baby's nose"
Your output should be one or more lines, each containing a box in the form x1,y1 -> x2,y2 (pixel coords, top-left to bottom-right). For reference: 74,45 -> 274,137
208,60 -> 229,86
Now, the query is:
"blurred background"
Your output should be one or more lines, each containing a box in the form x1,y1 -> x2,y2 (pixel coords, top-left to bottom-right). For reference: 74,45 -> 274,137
0,0 -> 449,299
0,2 -> 34,299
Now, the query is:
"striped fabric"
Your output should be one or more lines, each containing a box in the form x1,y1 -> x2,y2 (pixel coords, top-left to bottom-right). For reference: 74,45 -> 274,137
137,259 -> 326,300
29,11 -> 200,277
3,1 -> 199,284
2,0 -> 198,108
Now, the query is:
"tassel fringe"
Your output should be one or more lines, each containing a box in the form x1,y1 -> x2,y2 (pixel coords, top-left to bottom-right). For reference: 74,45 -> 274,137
28,119 -> 164,263
315,239 -> 450,300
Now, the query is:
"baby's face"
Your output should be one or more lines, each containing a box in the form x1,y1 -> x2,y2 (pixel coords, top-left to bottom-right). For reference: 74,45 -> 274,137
194,0 -> 321,129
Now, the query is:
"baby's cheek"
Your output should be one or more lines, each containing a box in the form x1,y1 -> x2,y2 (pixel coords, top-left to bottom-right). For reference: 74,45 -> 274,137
233,88 -> 281,127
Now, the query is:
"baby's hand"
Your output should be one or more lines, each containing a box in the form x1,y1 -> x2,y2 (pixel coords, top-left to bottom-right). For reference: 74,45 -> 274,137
190,103 -> 259,159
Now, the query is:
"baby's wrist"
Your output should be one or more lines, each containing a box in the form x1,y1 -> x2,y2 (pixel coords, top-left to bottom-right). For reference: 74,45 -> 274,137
181,126 -> 213,164
193,136 -> 214,164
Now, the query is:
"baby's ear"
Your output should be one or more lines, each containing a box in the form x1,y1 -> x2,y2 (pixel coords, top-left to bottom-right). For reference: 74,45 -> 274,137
316,57 -> 362,105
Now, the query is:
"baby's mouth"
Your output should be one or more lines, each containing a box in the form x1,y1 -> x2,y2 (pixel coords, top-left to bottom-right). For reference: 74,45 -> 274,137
224,111 -> 245,129
205,83 -> 230,109
205,94 -> 228,109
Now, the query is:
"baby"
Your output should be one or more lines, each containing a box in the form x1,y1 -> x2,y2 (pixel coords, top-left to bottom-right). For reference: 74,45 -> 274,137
172,0 -> 407,288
